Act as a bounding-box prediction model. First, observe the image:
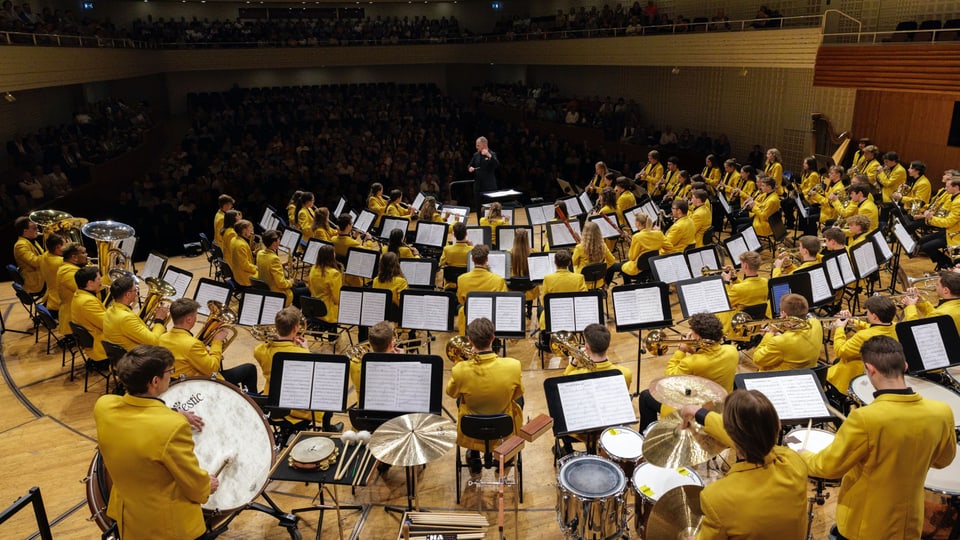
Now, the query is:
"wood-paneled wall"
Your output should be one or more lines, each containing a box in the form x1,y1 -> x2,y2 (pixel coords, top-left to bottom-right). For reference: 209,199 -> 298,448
852,89 -> 960,183
815,43 -> 960,94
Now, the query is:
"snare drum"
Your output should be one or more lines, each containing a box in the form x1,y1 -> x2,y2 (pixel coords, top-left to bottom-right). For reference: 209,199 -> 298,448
598,426 -> 644,478
923,443 -> 960,540
631,462 -> 704,535
85,378 -> 275,532
783,428 -> 836,454
850,374 -> 960,423
556,455 -> 628,540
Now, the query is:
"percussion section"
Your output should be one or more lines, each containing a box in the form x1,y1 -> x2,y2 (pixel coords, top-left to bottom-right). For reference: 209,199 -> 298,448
632,462 -> 704,538
556,454 -> 628,540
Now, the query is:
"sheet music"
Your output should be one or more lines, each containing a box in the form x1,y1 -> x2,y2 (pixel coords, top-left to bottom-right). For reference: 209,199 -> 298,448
498,228 -> 517,251
280,229 -> 301,253
794,195 -> 809,219
578,192 -> 593,215
194,282 -> 230,316
700,249 -> 719,270
807,268 -> 833,303
686,251 -> 705,274
363,361 -> 432,412
742,227 -> 761,252
354,211 -> 375,234
399,260 -> 433,287
443,206 -> 469,224
415,222 -> 446,247
557,376 -> 636,433
360,292 -> 387,327
591,215 -> 620,239
742,374 -> 830,421
487,252 -> 510,279
613,287 -> 667,326
912,323 -> 950,370
349,210 -> 358,223
564,198 -> 582,218
872,232 -> 893,262
412,192 -> 425,212
653,255 -> 692,284
893,221 -> 917,254
726,237 -> 748,266
717,193 -> 732,214
142,253 -> 165,280
259,207 -> 275,231
163,269 -> 192,300
465,228 -> 487,247
338,290 -> 363,325
401,294 -> 450,331
548,297 -> 576,331
239,294 -> 263,326
346,250 -> 378,279
550,223 -> 576,247
495,295 -> 524,333
641,201 -> 659,224
852,242 -> 878,278
623,206 -> 643,232
334,197 -> 346,217
573,295 -> 601,331
466,296 -> 493,326
528,253 -> 556,281
380,217 -> 408,240
837,253 -> 856,285
303,240 -> 324,266
261,295 -> 285,325
526,205 -> 549,226
310,361 -> 346,411
679,280 -> 730,315
824,257 -> 844,290
277,360 -> 314,409
119,236 -> 136,259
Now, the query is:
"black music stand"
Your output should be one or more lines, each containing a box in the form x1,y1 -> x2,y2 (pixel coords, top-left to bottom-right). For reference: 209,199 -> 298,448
465,291 -> 526,356
192,278 -> 231,317
448,179 -> 476,213
767,274 -> 813,316
399,258 -> 439,290
545,221 -> 581,250
896,315 -> 960,375
734,369 -> 834,425
612,282 -> 673,396
337,287 -> 390,345
494,225 -> 534,252
399,289 -> 456,355
543,370 -> 637,455
543,291 -> 605,369
524,202 -> 556,249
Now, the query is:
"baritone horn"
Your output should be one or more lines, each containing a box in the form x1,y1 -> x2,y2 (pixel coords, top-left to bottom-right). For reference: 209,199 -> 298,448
198,300 -> 238,349
82,220 -> 135,285
643,329 -> 715,356
446,335 -> 478,363
138,276 -> 176,325
550,330 -> 594,368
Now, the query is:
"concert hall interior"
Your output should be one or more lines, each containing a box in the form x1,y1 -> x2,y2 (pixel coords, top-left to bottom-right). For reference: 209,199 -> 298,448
4,0 -> 960,538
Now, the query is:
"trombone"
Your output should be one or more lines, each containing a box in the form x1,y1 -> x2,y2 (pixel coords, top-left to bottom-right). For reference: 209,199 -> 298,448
643,329 -> 715,356
731,311 -> 811,337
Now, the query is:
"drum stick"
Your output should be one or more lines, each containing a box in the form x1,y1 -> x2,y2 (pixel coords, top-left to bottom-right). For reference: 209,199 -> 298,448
213,456 -> 234,478
332,441 -> 352,480
336,443 -> 363,481
353,447 -> 373,486
800,418 -> 813,452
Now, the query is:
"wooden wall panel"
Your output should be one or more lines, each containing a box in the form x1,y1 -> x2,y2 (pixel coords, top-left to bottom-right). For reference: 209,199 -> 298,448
815,44 -> 960,94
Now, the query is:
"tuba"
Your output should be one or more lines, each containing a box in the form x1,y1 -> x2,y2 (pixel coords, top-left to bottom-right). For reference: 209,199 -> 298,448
82,220 -> 135,285
550,330 -> 595,369
138,276 -> 177,324
197,300 -> 238,349
31,209 -> 87,246
446,335 -> 478,363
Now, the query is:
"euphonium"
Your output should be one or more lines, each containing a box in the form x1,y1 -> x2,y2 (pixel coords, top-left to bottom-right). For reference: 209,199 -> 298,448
643,329 -> 714,356
81,220 -> 135,285
446,335 -> 478,363
730,311 -> 811,338
247,324 -> 278,342
138,276 -> 176,324
197,300 -> 239,349
550,330 -> 594,369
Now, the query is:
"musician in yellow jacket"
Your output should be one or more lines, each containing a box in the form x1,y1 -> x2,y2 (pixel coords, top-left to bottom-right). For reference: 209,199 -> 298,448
13,216 -> 44,294
562,323 -> 632,386
71,267 -> 108,362
618,213 -> 664,279
480,202 -> 509,245
922,176 -> 960,269
39,234 -> 65,315
690,189 -> 712,247
367,183 -> 387,227
296,192 -> 317,242
753,294 -> 823,371
159,298 -> 259,392
826,295 -> 897,396
876,151 -> 907,204
902,270 -> 960,331
103,275 -> 168,351
56,243 -> 88,335
538,249 -> 587,335
894,160 -> 931,216
637,149 -> 664,194
614,177 -> 637,225
808,165 -> 847,225
213,194 -> 234,246
256,230 -> 297,306
219,209 -> 240,266
848,184 -> 879,231
859,145 -> 881,185
456,245 -> 507,334
744,177 -> 780,236
680,390 -> 808,540
717,251 -> 768,336
659,199 -> 696,254
308,244 -> 342,325
228,220 -> 259,288
804,336 -> 956,540
772,235 -> 821,278
94,345 -> 214,540
440,222 -> 473,269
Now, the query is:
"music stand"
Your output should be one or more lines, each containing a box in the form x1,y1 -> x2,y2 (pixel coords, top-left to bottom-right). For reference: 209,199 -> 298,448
465,292 -> 525,356
238,290 -> 286,327
821,250 -> 857,292
399,258 -> 438,289
141,251 -> 168,281
741,226 -> 762,252
358,353 -> 444,426
162,265 -> 193,300
543,370 -> 636,453
767,274 -> 813,316
525,202 -> 556,247
734,369 -> 833,425
675,276 -> 732,318
481,204 -> 515,225
544,291 -> 604,369
890,217 -> 917,293
464,226 -> 491,248
684,246 -> 721,276
333,197 -> 347,218
411,192 -> 426,213
559,196 -> 584,221
399,289 -> 456,354
258,205 -> 281,233
303,238 -> 334,267
380,217 -> 410,242
193,278 -> 232,317
412,221 -> 449,252
624,203 -> 653,233
611,282 -> 673,396
338,287 -> 390,343
723,234 -> 750,269
896,315 -> 960,374
850,236 -> 880,288
868,228 -> 896,293
344,247 -> 380,284
649,253 -> 693,284
440,204 -> 470,225
527,252 -> 556,283
792,264 -> 835,307
546,221 -> 581,250
353,210 -> 377,237
468,250 -> 511,280
588,214 -> 622,240
494,226 -> 534,252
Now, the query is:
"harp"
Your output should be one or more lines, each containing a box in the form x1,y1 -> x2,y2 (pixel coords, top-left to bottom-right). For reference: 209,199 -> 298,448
811,113 -> 851,171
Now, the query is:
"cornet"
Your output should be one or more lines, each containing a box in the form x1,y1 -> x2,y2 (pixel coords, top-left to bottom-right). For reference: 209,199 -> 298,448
643,329 -> 715,356
775,247 -> 801,268
550,331 -> 594,369
906,274 -> 940,290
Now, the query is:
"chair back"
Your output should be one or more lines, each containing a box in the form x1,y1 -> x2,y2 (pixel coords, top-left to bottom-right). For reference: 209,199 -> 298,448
216,258 -> 236,282
506,277 -> 536,293
741,303 -> 769,320
249,277 -> 271,291
6,264 -> 24,285
460,414 -> 514,441
12,282 -> 37,307
702,226 -> 715,246
69,322 -> 95,349
34,304 -> 57,331
443,266 -> 468,287
101,341 -> 127,364
580,262 -> 606,287
300,296 -> 328,319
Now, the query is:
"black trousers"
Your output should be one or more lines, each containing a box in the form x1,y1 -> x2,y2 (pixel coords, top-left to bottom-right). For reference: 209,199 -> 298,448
222,363 -> 259,394
638,389 -> 662,433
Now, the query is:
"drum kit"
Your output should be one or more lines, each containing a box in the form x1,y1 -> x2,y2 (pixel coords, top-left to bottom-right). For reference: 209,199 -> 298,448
556,374 -> 727,539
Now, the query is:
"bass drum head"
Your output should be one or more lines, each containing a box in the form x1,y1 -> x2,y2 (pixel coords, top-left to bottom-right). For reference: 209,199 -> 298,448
85,450 -> 114,532
160,378 -> 275,514
558,455 -> 627,499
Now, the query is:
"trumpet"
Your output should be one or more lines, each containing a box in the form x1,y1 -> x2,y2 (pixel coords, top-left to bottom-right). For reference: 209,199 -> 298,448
700,265 -> 733,276
730,311 -> 811,337
446,335 -> 478,363
643,329 -> 715,356
197,300 -> 239,349
138,276 -> 177,325
817,315 -> 865,328
550,331 -> 594,369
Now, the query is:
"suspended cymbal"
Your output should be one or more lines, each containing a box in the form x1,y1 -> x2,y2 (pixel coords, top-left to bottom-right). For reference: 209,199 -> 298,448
649,375 -> 727,409
645,485 -> 705,540
642,411 -> 727,468
369,413 -> 457,467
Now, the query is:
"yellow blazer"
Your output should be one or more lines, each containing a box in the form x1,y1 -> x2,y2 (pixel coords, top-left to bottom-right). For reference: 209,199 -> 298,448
753,319 -> 823,371
827,322 -> 897,394
103,303 -> 165,351
14,236 -> 44,294
373,276 -> 409,306
901,176 -> 931,211
641,161 -> 665,193
691,204 -> 711,247
213,209 -> 224,246
297,207 -> 315,241
256,249 -> 293,305
539,269 -> 587,330
571,243 -> 616,274
928,194 -> 960,247
381,245 -> 418,259
750,192 -> 780,236
563,359 -> 633,388
808,181 -> 843,221
94,394 -> 210,540
39,252 -> 63,309
479,216 -> 508,244
445,352 -> 524,451
220,228 -> 237,265
856,197 -> 879,231
803,392 -> 956,540
702,167 -> 722,187
772,259 -> 819,279
368,195 -> 387,226
622,230 -> 664,275
457,267 -> 507,333
331,234 -> 373,260
313,225 -> 339,243
159,328 -> 224,380
861,158 -> 880,184
253,339 -> 314,421
385,202 -> 408,218
229,236 -> 258,287
308,265 -> 342,324
440,242 -> 472,268
717,276 -> 769,335
56,262 -> 81,335
665,344 -> 739,392
764,161 -> 783,186
904,297 -> 960,333
718,171 -> 741,199
616,191 -> 637,225
799,171 -> 820,195
660,215 -> 695,254
697,412 -> 808,540
876,163 -> 907,203
72,289 -> 107,361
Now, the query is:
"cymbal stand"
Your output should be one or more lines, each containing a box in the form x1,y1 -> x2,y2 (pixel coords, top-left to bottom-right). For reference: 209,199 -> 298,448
805,477 -> 830,540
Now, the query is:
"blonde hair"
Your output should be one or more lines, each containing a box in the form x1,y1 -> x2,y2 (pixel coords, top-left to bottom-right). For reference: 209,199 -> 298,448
486,202 -> 503,220
634,212 -> 651,230
581,221 -> 605,264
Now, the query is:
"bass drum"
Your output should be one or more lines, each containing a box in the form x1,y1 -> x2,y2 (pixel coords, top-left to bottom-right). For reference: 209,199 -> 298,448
923,443 -> 960,540
84,378 -> 275,532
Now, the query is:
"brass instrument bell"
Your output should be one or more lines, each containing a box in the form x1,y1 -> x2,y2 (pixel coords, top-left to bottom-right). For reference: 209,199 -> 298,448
138,276 -> 177,324
82,220 -> 135,285
730,311 -> 811,338
906,274 -> 940,290
549,330 -> 594,369
445,335 -> 478,363
198,300 -> 239,349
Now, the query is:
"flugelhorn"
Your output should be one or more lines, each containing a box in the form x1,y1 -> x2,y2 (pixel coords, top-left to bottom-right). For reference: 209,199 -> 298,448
82,220 -> 135,285
550,330 -> 594,369
643,329 -> 715,356
446,335 -> 478,363
197,300 -> 238,349
730,311 -> 811,337
138,276 -> 176,325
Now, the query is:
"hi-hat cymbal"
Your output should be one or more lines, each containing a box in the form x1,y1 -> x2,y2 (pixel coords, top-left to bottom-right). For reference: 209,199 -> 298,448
649,375 -> 727,409
369,413 -> 457,467
642,411 -> 727,468
645,485 -> 704,540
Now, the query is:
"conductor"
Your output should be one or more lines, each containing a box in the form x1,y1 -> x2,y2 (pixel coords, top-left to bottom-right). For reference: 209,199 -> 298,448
469,136 -> 499,193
